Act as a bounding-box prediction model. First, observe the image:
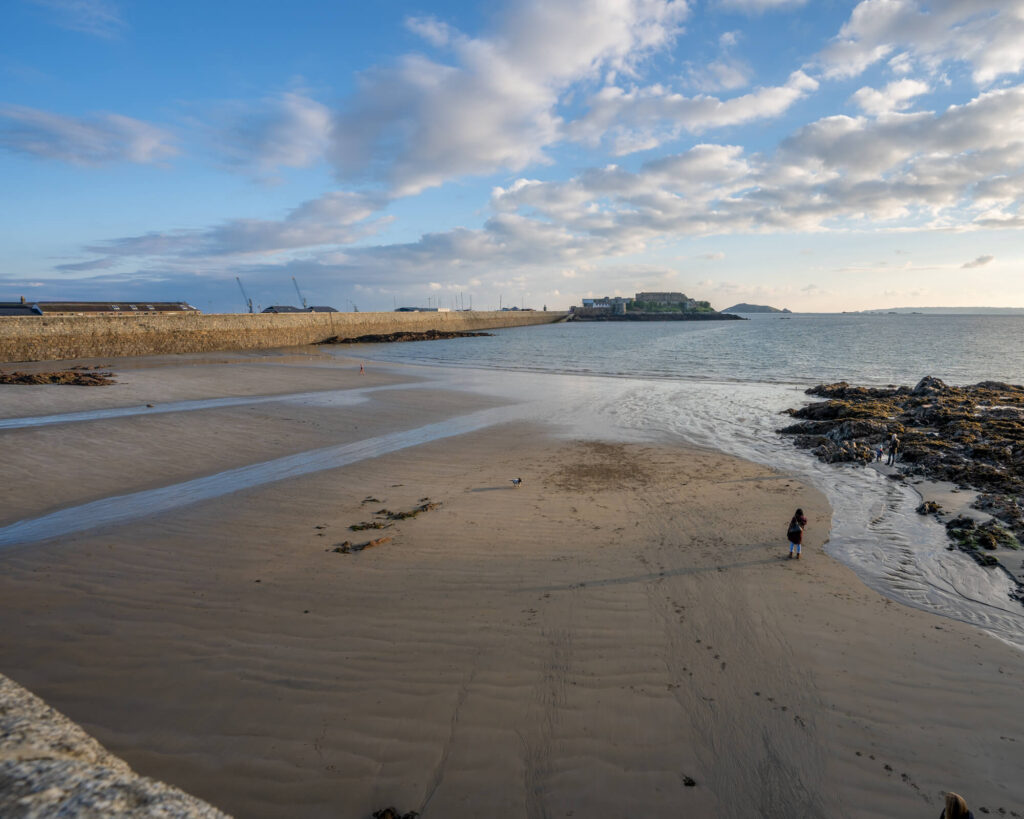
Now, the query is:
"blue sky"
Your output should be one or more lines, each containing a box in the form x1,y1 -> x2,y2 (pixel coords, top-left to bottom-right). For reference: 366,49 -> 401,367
2,0 -> 1023,313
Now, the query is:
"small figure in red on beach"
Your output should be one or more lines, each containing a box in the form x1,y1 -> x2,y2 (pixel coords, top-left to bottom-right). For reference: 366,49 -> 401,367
359,364 -> 365,375
787,508 -> 807,559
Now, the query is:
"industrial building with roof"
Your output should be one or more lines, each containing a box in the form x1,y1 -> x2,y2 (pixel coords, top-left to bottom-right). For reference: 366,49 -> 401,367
0,299 -> 200,316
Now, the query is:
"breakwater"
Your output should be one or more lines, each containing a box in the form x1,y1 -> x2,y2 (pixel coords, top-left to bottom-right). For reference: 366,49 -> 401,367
0,310 -> 566,363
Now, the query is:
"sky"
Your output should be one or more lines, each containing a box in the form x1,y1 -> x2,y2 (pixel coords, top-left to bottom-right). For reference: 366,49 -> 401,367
2,0 -> 1024,314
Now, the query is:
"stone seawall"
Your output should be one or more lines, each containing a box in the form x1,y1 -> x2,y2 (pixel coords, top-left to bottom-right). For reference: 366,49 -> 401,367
0,673 -> 230,817
0,310 -> 566,363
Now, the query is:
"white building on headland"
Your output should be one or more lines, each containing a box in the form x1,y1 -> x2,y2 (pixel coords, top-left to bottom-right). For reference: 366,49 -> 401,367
581,296 -> 633,314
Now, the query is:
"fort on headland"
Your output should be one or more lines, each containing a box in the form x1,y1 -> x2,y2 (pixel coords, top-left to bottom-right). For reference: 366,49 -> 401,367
569,291 -> 742,321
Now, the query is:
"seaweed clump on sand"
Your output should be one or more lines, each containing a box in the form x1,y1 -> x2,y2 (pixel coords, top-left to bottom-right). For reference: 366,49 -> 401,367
348,499 -> 441,531
332,536 -> 392,554
319,330 -> 492,344
0,366 -> 116,386
779,376 -> 1024,571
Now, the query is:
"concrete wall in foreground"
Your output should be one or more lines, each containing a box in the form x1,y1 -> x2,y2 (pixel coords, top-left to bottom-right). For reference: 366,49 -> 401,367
0,310 -> 567,363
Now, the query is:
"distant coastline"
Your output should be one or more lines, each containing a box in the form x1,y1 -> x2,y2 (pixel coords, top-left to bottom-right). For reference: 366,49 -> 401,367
853,306 -> 1024,315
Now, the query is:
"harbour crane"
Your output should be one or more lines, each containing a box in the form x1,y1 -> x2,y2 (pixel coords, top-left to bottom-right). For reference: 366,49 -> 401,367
292,277 -> 308,310
235,277 -> 254,313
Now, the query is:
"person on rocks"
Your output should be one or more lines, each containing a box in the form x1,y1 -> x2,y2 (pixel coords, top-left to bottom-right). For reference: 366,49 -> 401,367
886,434 -> 900,466
939,791 -> 974,818
787,508 -> 807,559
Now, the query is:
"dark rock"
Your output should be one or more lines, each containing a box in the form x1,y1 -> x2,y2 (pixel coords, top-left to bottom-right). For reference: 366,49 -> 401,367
0,369 -> 116,386
319,330 -> 492,344
826,419 -> 890,442
912,376 -> 950,395
946,515 -> 976,532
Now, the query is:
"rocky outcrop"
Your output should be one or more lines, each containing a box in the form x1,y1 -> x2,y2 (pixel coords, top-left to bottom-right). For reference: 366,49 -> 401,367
0,673 -> 229,818
0,367 -> 115,386
780,377 -> 1024,576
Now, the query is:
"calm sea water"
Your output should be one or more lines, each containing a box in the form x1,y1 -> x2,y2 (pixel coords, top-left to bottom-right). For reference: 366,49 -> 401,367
331,313 -> 1024,650
347,313 -> 1024,387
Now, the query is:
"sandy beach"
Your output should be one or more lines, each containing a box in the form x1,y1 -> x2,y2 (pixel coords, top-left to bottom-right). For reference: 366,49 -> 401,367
1,350 -> 1022,818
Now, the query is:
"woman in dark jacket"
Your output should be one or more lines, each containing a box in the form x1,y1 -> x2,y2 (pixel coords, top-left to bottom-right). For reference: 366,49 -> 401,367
787,508 -> 807,559
940,791 -> 974,818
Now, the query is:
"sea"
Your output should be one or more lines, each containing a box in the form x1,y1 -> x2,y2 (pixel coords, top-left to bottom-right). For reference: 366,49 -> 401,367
327,313 -> 1024,651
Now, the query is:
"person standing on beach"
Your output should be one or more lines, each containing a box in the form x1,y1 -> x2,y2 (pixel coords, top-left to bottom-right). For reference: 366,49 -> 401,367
939,791 -> 974,818
886,434 -> 900,466
787,508 -> 807,559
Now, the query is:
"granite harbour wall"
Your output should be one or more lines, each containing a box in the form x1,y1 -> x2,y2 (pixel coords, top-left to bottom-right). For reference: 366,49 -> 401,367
0,673 -> 230,817
0,310 -> 567,363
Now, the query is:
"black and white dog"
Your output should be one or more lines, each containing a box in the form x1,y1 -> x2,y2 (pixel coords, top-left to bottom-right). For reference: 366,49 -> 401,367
510,477 -> 523,488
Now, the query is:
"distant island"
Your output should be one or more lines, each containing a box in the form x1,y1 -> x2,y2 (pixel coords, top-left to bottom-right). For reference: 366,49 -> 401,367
722,303 -> 791,314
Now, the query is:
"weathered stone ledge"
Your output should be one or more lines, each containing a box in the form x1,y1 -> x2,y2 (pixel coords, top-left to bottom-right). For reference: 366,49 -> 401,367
0,673 -> 230,818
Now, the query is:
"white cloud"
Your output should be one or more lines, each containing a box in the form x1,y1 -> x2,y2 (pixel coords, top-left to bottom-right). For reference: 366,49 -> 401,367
212,92 -> 332,174
0,105 -> 176,165
30,0 -> 124,38
687,58 -> 752,92
405,16 -> 457,47
55,256 -> 118,272
67,74 -> 1024,302
489,82 -> 1024,250
781,84 -> 1024,180
851,79 -> 930,116
962,254 -> 994,268
820,1 -> 1024,86
85,191 -> 389,259
330,0 -> 690,194
568,70 -> 818,154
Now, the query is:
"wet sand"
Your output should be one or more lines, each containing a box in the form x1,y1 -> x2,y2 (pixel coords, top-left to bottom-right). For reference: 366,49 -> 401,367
1,352 -> 1022,818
